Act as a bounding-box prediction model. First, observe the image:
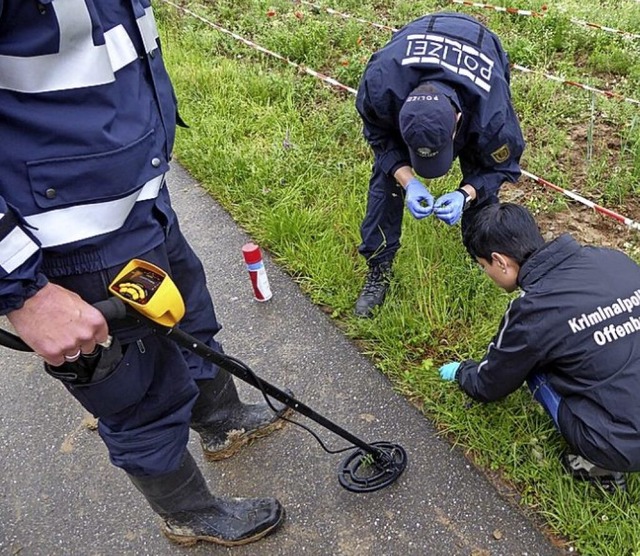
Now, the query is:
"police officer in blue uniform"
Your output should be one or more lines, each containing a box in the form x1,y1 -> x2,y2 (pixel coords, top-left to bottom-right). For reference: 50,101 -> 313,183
440,203 -> 640,492
354,12 -> 525,317
0,0 -> 287,546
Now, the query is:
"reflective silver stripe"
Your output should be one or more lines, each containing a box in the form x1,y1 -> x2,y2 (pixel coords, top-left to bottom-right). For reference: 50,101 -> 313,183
0,1 -> 160,93
24,174 -> 164,248
136,173 -> 165,201
104,25 -> 138,73
0,0 -> 113,93
0,227 -> 40,273
137,7 -> 160,55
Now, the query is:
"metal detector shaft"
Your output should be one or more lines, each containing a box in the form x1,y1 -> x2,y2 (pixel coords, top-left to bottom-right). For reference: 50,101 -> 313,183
0,297 -> 405,492
165,326 -> 381,457
94,298 -> 384,458
169,323 -> 378,455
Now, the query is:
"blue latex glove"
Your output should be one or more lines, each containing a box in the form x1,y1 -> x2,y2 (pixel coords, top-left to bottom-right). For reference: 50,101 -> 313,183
405,178 -> 434,220
434,190 -> 465,226
439,362 -> 460,382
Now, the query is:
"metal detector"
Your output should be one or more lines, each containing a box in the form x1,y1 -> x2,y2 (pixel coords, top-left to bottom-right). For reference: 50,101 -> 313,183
4,260 -> 407,493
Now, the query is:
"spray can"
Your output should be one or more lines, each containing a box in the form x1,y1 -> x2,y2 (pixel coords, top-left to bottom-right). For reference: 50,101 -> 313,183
242,243 -> 273,302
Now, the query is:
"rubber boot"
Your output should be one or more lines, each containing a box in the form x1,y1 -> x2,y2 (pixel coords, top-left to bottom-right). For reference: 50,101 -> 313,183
128,451 -> 285,546
190,369 -> 292,461
354,260 -> 393,318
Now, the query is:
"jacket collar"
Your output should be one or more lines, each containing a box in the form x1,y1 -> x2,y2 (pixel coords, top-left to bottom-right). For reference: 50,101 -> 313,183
517,233 -> 581,289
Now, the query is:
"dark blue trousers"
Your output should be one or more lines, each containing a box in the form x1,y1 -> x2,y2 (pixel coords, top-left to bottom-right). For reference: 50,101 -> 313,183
47,217 -> 222,476
358,162 -> 404,265
527,374 -> 561,428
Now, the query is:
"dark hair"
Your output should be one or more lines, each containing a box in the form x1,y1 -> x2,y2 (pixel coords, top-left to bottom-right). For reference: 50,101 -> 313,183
463,203 -> 544,265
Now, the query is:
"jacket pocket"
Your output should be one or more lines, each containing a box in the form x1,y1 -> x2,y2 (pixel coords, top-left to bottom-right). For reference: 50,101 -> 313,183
66,340 -> 154,418
26,129 -> 162,209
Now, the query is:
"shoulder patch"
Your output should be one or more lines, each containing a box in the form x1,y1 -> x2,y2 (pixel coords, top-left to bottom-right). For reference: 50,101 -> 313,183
491,144 -> 511,164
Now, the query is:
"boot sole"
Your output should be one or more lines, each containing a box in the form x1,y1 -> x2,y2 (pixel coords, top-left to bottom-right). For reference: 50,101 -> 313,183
202,406 -> 294,461
162,508 -> 285,547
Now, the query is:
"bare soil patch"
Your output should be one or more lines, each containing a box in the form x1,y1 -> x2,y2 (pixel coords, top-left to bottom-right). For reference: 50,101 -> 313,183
501,181 -> 640,253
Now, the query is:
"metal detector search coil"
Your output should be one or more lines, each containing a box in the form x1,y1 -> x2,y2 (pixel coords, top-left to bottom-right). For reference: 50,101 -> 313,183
338,442 -> 407,493
109,259 -> 185,327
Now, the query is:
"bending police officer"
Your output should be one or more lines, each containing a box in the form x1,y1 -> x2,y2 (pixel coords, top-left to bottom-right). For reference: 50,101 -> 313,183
354,12 -> 525,317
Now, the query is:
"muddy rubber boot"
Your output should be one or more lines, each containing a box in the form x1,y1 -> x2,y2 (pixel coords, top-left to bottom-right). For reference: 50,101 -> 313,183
190,369 -> 292,461
562,452 -> 627,493
128,451 -> 285,547
354,260 -> 393,318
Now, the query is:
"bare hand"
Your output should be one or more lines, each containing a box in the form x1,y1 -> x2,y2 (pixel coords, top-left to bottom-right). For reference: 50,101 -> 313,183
7,283 -> 109,366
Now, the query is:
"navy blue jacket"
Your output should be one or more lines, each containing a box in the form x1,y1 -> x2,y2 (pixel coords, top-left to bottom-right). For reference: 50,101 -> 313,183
457,234 -> 640,471
356,13 -> 525,202
0,0 -> 177,313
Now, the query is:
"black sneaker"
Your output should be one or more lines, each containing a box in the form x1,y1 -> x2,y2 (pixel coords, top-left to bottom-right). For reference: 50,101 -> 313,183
562,453 -> 627,493
354,261 -> 392,318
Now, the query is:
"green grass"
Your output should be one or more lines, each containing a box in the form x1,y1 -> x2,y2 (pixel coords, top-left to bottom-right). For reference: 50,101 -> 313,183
156,1 -> 640,554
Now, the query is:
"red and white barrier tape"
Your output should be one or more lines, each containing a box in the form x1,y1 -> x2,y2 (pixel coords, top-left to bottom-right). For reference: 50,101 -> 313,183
450,0 -> 640,41
298,1 -> 640,106
513,64 -> 640,105
296,1 -> 396,32
569,18 -> 640,41
161,0 -> 639,233
522,170 -> 640,232
161,0 -> 357,95
449,0 -> 546,18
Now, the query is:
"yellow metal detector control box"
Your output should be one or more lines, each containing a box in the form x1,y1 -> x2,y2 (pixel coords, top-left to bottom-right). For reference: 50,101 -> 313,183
109,259 -> 185,327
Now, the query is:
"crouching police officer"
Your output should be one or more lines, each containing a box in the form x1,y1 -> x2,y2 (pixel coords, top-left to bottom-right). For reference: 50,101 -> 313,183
440,203 -> 640,492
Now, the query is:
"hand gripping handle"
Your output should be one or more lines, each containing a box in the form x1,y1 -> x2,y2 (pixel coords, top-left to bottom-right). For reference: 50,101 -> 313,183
0,298 -> 129,353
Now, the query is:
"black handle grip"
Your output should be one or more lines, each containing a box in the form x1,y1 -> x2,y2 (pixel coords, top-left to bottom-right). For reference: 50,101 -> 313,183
93,298 -> 128,322
0,328 -> 31,352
